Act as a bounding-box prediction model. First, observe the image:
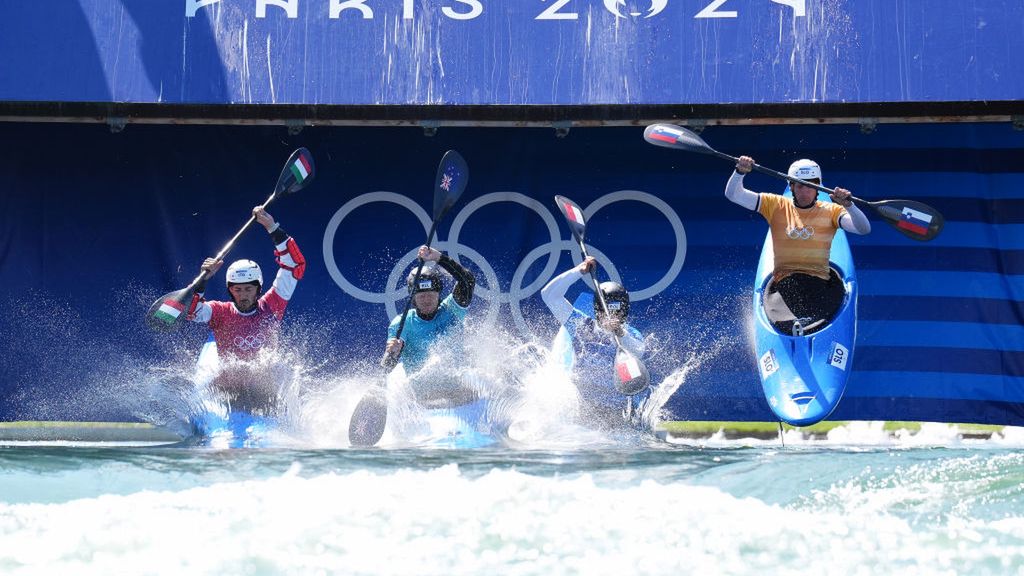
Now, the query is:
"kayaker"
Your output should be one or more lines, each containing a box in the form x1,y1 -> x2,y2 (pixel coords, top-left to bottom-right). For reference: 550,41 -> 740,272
727,156 -> 871,334
186,206 -> 305,410
541,256 -> 647,420
382,246 -> 478,408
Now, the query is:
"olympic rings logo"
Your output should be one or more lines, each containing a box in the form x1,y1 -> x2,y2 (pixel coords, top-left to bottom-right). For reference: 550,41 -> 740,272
322,191 -> 686,337
787,226 -> 815,240
233,333 -> 267,351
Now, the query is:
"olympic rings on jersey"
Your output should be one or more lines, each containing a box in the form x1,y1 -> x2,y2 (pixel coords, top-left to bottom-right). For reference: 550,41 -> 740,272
233,333 -> 267,351
322,190 -> 686,337
787,226 -> 815,240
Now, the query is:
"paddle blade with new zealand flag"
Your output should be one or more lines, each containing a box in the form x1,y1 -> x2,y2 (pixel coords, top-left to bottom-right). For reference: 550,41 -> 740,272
433,150 -> 469,221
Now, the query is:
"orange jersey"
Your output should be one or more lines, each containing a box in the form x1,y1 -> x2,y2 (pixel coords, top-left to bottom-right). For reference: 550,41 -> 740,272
758,193 -> 847,281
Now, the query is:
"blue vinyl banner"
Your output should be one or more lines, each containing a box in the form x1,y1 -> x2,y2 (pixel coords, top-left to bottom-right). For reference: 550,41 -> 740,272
1,121 -> 1023,425
1,0 -> 1022,105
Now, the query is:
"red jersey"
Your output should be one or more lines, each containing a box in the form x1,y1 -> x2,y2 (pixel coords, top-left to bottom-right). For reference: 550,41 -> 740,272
190,235 -> 303,360
205,288 -> 288,360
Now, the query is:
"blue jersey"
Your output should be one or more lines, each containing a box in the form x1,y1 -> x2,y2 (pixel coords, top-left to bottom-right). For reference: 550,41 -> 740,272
388,294 -> 467,373
557,308 -> 645,411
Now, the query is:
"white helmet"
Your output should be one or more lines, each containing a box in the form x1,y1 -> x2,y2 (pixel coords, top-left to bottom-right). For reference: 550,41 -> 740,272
225,259 -> 263,287
788,159 -> 822,183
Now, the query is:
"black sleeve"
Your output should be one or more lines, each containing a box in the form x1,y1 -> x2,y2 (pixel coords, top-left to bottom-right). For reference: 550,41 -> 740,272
437,253 -> 475,308
269,226 -> 289,245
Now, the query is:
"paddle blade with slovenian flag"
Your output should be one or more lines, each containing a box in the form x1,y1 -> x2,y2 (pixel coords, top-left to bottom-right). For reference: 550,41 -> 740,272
275,147 -> 316,196
864,198 -> 945,242
643,124 -> 716,155
554,195 -> 587,243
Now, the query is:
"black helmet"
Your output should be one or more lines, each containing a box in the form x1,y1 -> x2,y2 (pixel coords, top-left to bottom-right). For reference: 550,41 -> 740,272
598,281 -> 630,318
407,264 -> 443,295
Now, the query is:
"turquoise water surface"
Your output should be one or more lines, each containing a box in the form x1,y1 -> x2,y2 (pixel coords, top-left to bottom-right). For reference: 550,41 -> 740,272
2,426 -> 1024,575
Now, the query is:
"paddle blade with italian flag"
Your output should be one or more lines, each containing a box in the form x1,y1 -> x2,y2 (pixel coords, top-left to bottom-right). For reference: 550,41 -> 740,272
614,347 -> 650,396
275,148 -> 315,196
554,195 -> 587,242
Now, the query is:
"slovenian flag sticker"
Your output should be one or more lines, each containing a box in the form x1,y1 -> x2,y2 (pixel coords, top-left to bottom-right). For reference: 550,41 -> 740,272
898,207 -> 932,235
648,126 -> 680,145
154,299 -> 184,325
289,153 -> 312,183
616,355 -> 642,383
564,202 -> 585,225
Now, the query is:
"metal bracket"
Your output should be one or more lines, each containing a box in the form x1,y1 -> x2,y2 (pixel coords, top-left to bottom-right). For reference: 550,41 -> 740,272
553,120 -> 572,138
685,119 -> 707,134
420,120 -> 440,137
285,119 -> 306,136
106,117 -> 126,134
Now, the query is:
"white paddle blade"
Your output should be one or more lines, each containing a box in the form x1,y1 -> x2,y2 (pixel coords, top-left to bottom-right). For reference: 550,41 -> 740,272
614,348 -> 650,396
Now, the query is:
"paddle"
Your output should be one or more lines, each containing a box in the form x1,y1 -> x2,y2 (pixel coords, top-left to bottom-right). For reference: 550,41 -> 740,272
145,148 -> 315,332
348,150 -> 470,448
643,123 -> 945,242
553,195 -> 651,396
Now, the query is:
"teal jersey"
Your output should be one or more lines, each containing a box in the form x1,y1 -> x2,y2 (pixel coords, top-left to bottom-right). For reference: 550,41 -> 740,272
388,294 -> 467,373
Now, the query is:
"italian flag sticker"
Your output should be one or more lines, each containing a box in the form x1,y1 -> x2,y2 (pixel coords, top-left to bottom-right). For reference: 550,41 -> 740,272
154,299 -> 184,325
289,154 -> 312,183
616,355 -> 642,382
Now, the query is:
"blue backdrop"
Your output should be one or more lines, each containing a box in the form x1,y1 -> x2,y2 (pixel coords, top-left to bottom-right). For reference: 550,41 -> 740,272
1,121 -> 1022,424
1,1 -> 1021,105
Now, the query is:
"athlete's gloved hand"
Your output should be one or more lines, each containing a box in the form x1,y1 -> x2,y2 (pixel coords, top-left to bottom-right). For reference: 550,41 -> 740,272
383,338 -> 405,363
254,207 -> 277,232
599,315 -> 626,337
201,258 -> 224,276
418,245 -> 442,262
736,156 -> 754,175
577,256 -> 597,275
830,187 -> 853,208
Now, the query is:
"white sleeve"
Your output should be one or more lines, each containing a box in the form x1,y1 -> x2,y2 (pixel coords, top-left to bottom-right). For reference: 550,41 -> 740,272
190,301 -> 212,324
270,239 -> 298,300
839,204 -> 872,235
541,267 -> 583,325
725,171 -> 760,211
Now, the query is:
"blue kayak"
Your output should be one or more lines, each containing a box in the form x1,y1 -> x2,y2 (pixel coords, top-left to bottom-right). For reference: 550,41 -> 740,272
753,191 -> 857,426
191,334 -> 499,449
188,333 -> 278,448
409,397 -> 500,449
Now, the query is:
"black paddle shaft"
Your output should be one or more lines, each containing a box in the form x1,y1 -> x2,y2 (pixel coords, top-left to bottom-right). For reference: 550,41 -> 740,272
382,219 -> 441,370
643,123 -> 944,241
